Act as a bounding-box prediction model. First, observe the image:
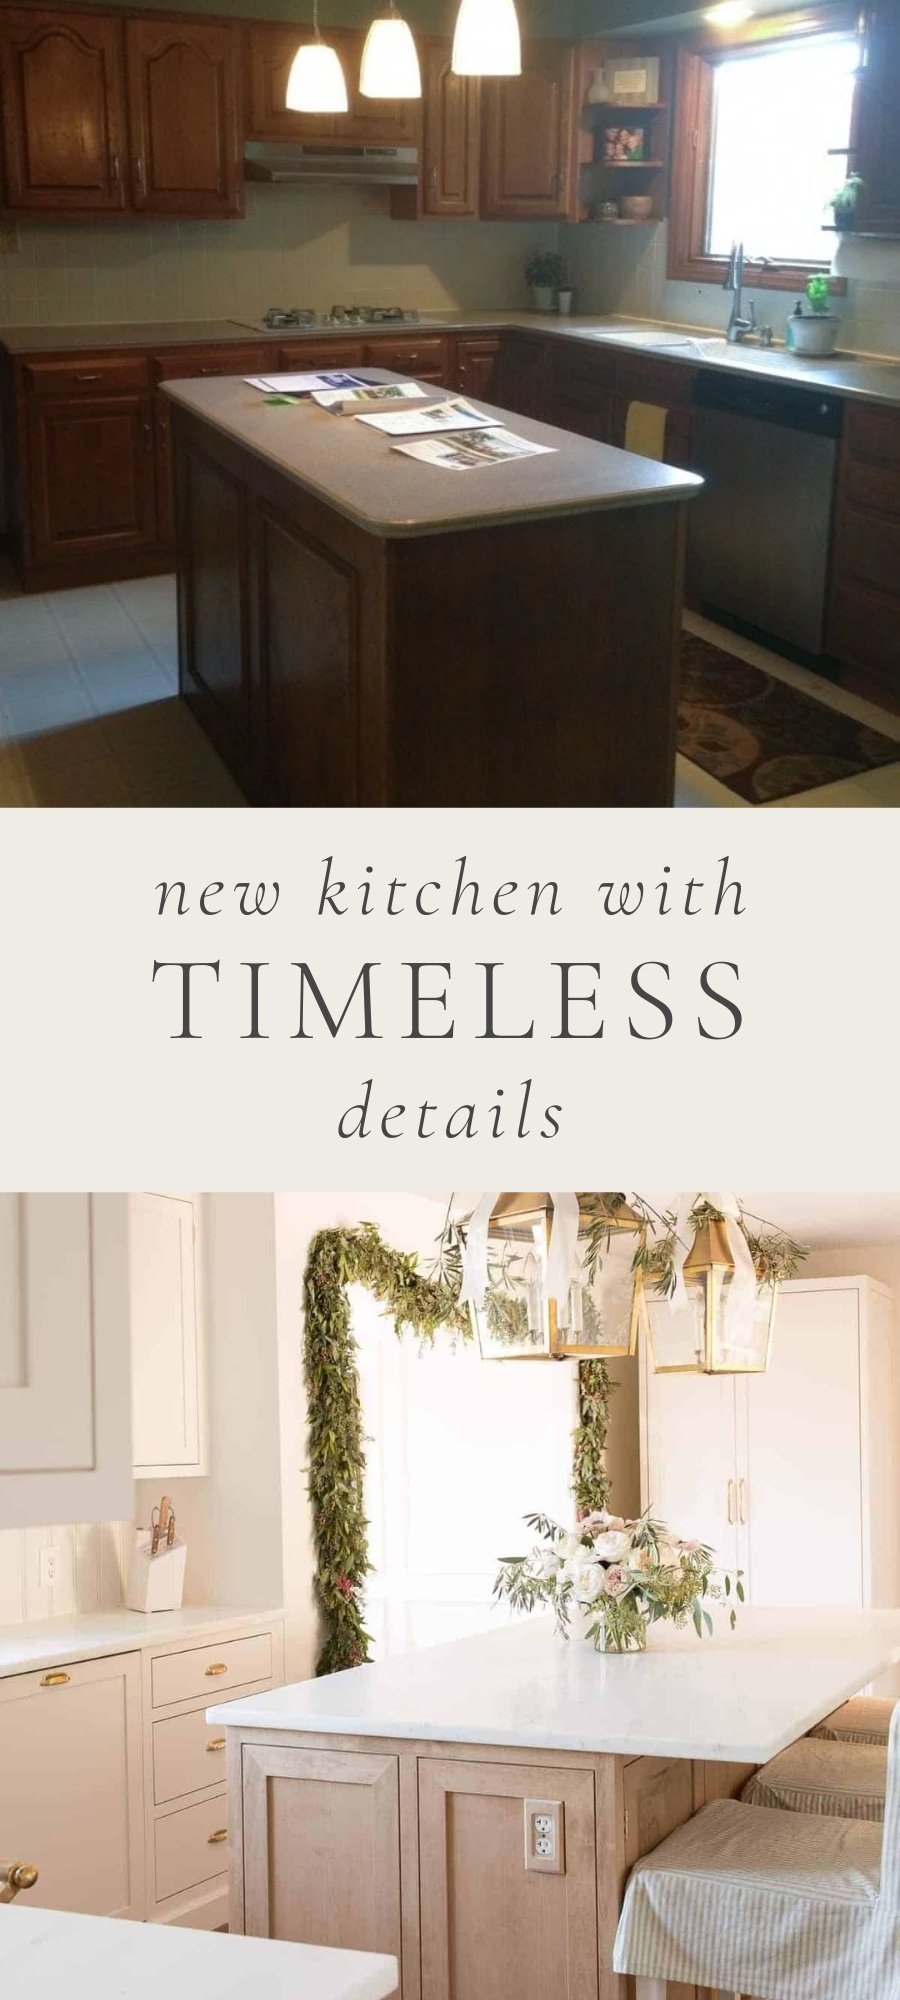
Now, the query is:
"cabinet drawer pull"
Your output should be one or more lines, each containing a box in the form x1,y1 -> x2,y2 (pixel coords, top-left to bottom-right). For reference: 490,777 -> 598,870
204,1663 -> 228,1676
207,1828 -> 228,1845
738,1478 -> 748,1525
206,1737 -> 226,1752
74,373 -> 101,383
40,1671 -> 70,1687
726,1478 -> 735,1525
0,1862 -> 39,1904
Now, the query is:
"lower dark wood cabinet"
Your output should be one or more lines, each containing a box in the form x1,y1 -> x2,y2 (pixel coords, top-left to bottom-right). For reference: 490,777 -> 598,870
25,389 -> 157,574
827,400 -> 900,707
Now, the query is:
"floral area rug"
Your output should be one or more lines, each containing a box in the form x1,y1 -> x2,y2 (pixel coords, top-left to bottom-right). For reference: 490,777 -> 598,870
678,632 -> 900,803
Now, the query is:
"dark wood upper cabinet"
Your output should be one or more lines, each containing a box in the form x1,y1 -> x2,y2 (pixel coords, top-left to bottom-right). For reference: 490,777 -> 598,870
244,21 -> 418,148
125,18 -> 242,217
481,41 -> 576,220
421,37 -> 479,217
853,0 -> 900,237
0,8 -> 127,213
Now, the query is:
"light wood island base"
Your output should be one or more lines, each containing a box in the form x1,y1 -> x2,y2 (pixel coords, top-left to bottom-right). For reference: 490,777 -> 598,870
224,1723 -> 753,2000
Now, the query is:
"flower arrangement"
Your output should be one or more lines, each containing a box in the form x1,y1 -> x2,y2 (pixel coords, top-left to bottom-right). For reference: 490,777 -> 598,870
495,1509 -> 743,1654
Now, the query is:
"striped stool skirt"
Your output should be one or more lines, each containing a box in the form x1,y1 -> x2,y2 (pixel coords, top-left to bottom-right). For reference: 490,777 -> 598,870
613,1796 -> 892,2000
741,1737 -> 887,1823
810,1696 -> 896,1745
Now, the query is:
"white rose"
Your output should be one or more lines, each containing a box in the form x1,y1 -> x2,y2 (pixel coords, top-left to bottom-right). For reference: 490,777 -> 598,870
570,1560 -> 605,1604
557,1531 -> 584,1561
592,1530 -> 633,1562
530,1546 -> 561,1580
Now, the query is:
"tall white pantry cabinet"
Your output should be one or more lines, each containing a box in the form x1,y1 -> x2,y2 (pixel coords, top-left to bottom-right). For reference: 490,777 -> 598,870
641,1276 -> 900,1662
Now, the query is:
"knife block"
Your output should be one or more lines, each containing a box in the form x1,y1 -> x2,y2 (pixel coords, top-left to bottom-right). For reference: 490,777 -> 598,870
126,1529 -> 187,1613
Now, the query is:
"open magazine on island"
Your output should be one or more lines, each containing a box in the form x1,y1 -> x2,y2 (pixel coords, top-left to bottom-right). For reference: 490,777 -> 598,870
391,427 -> 556,470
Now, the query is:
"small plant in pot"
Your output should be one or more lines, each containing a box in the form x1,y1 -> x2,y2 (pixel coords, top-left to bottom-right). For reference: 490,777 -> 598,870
526,250 -> 567,313
787,274 -> 841,358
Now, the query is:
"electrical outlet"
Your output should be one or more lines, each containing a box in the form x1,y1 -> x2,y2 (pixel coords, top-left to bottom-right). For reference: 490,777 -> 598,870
38,1545 -> 60,1589
524,1798 -> 565,1875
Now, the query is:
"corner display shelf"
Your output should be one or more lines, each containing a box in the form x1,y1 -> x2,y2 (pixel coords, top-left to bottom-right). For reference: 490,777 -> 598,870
576,44 -> 672,228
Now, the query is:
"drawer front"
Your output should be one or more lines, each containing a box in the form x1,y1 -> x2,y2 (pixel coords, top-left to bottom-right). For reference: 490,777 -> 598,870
553,342 -> 616,392
151,1631 -> 272,1708
834,503 -> 900,596
155,1792 -> 229,1902
363,334 -> 449,377
22,354 -> 150,398
154,345 -> 266,383
843,453 -> 900,520
615,353 -> 695,408
828,576 -> 900,676
274,341 -> 366,371
845,400 -> 900,467
152,1704 -> 233,1803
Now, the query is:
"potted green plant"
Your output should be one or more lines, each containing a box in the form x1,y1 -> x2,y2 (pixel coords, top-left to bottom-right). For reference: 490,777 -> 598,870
787,274 -> 841,358
525,249 -> 567,313
830,173 -> 864,230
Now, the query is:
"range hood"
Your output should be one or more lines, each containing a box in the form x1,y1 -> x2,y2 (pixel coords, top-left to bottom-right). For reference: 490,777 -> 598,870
244,141 -> 418,186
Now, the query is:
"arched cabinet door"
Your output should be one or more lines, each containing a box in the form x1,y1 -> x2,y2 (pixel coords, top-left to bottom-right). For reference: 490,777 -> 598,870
481,42 -> 576,221
125,18 -> 242,219
0,9 -> 127,213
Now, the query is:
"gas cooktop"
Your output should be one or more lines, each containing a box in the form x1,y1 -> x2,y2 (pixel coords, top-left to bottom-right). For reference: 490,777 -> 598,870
248,306 -> 421,332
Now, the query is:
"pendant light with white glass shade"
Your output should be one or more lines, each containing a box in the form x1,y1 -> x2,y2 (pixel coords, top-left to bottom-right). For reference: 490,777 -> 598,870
360,2 -> 421,98
286,0 -> 349,115
452,0 -> 522,76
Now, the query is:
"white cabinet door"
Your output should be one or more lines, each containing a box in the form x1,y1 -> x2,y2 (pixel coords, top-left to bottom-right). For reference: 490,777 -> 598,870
0,1652 -> 144,1918
741,1284 -> 863,1607
641,1312 -> 741,1574
0,1195 -> 132,1528
131,1194 -> 205,1478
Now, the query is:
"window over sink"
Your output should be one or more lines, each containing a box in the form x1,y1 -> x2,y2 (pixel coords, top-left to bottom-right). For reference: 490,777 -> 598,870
670,12 -> 861,290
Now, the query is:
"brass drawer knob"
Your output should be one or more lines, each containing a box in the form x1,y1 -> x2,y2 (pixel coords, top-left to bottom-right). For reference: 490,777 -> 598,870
0,1863 -> 39,1904
204,1663 -> 228,1677
40,1671 -> 70,1687
207,1828 -> 228,1845
206,1737 -> 226,1753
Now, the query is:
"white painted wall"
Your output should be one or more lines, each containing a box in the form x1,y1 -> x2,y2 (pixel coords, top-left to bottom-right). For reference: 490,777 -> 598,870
135,1194 -> 283,1613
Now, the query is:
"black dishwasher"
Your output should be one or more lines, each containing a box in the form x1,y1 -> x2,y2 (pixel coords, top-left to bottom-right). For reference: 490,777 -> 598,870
688,371 -> 844,666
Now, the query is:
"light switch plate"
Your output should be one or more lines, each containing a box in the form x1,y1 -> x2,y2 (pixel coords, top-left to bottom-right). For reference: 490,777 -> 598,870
524,1798 -> 565,1874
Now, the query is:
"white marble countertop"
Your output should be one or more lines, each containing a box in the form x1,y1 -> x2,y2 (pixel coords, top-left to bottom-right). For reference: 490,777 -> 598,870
0,1906 -> 397,2000
209,1610 -> 900,1764
0,1605 -> 283,1678
1,309 -> 899,406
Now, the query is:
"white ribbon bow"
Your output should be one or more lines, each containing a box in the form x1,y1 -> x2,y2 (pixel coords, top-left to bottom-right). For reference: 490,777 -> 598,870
457,1192 -> 583,1309
669,1192 -> 758,1326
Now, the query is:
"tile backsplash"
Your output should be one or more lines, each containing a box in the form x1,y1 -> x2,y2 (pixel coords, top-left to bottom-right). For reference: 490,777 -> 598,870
566,218 -> 900,361
0,183 -> 553,328
0,1523 -> 130,1624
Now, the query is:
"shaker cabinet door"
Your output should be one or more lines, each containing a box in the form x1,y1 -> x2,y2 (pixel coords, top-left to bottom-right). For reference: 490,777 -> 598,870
418,1759 -> 598,2000
130,1193 -> 205,1478
0,1195 -> 132,1528
125,18 -> 242,217
0,8 -> 127,213
241,1744 -> 402,1962
481,43 -> 575,220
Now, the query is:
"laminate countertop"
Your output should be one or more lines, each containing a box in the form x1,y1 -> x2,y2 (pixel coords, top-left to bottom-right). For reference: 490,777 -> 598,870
2,310 -> 900,408
165,371 -> 702,538
0,1907 -> 397,2000
208,1609 -> 900,1766
0,1604 -> 283,1678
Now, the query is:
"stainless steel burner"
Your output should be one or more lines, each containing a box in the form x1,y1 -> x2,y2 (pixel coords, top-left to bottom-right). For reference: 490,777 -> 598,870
261,308 -> 319,329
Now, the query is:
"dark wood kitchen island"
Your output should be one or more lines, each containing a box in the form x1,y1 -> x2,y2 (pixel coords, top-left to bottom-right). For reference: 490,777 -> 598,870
166,371 -> 702,806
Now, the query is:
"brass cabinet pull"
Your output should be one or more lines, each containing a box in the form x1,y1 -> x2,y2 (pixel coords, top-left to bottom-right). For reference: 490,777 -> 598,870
206,1737 -> 226,1753
207,1828 -> 228,1845
738,1478 -> 748,1525
0,1863 -> 39,1904
40,1671 -> 70,1687
204,1662 -> 228,1677
726,1478 -> 735,1525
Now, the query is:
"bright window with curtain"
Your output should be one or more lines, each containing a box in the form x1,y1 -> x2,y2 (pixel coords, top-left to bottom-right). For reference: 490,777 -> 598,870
706,32 -> 859,265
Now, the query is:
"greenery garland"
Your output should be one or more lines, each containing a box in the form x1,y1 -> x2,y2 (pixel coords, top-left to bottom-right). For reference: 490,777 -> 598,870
302,1222 -> 615,1675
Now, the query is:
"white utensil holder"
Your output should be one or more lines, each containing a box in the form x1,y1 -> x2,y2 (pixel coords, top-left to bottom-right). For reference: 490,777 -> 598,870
126,1529 -> 187,1613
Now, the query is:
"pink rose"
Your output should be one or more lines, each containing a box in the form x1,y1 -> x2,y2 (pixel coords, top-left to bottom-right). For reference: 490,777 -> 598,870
604,1566 -> 631,1598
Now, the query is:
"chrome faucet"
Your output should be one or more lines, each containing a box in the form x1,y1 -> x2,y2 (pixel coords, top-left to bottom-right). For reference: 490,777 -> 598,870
724,242 -> 757,344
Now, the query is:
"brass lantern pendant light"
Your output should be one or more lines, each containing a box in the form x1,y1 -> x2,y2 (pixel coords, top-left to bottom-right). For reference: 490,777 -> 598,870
649,1210 -> 777,1376
467,1193 -> 649,1363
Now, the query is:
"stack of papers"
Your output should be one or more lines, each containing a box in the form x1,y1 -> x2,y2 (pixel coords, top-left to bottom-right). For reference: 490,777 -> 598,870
244,370 -> 366,395
312,380 -> 429,413
392,430 -> 556,471
355,397 -> 501,438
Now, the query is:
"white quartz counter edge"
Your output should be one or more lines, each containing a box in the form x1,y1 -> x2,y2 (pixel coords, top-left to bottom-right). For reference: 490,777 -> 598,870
0,1604 -> 284,1677
0,1906 -> 397,2000
208,1611 -> 900,1766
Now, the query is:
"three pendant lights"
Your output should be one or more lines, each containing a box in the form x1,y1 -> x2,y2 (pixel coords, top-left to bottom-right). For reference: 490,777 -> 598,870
286,0 -> 522,117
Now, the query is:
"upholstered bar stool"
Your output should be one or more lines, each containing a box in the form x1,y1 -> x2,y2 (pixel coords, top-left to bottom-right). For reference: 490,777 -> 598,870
614,1706 -> 900,2000
810,1696 -> 896,1745
741,1736 -> 887,1822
